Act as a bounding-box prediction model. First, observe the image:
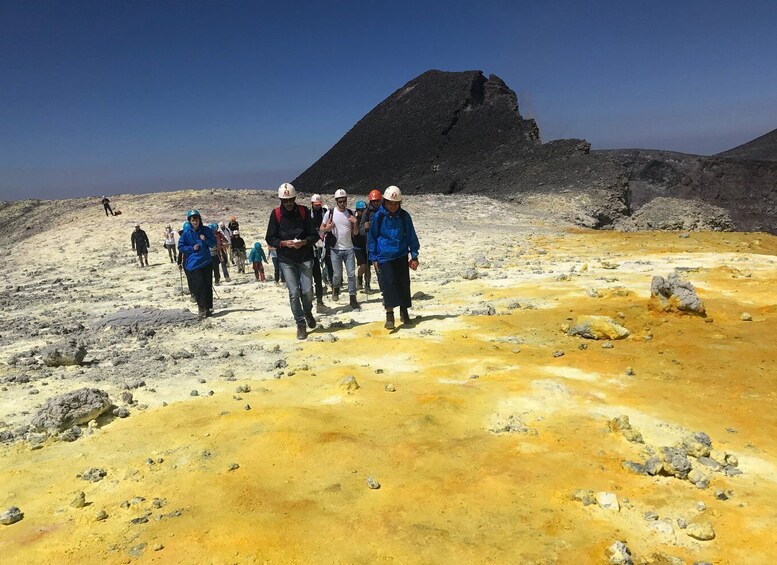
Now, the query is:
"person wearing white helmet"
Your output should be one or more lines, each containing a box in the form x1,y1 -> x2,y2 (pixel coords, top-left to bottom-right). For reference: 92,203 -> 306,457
368,185 -> 420,329
319,188 -> 361,310
309,193 -> 327,311
266,183 -> 320,339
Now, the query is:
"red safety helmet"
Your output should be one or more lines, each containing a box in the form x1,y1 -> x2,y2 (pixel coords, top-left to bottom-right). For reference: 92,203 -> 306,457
368,189 -> 382,202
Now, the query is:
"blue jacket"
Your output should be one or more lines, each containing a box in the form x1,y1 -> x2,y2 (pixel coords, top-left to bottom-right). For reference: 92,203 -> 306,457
248,243 -> 267,263
177,224 -> 216,271
368,205 -> 419,264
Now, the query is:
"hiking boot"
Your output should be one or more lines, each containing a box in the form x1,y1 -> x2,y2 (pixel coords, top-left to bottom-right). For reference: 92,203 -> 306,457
296,323 -> 307,340
316,300 -> 326,314
350,295 -> 361,310
197,307 -> 206,320
384,311 -> 395,330
225,277 -> 231,283
305,313 -> 317,329
206,309 -> 213,318
400,307 -> 411,325
364,283 -> 371,294
332,287 -> 340,302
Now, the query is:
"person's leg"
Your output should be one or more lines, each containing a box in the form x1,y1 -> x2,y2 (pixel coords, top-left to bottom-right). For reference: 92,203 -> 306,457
252,262 -> 260,280
212,255 -> 221,284
137,251 -> 143,267
279,261 -> 304,326
273,258 -> 280,282
143,253 -> 149,267
221,256 -> 230,281
364,264 -> 371,292
345,249 -> 357,296
312,252 -> 323,303
189,266 -> 208,316
203,263 -> 214,311
299,260 -> 315,324
324,251 -> 333,285
331,249 -> 344,299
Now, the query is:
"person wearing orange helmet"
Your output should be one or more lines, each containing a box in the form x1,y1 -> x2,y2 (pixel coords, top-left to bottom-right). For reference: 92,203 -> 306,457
359,189 -> 383,294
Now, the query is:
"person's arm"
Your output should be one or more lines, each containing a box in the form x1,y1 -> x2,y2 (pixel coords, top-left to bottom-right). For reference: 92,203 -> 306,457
266,210 -> 282,250
406,213 -> 420,261
368,214 -> 379,264
177,231 -> 197,254
131,233 -> 136,250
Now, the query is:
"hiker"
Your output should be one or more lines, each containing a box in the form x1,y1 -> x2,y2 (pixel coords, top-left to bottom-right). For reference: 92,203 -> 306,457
353,200 -> 369,292
265,182 -> 319,340
101,196 -> 114,216
131,224 -> 150,267
319,189 -> 360,310
210,223 -> 231,284
248,241 -> 267,281
177,210 -> 216,318
163,225 -> 177,263
231,229 -> 247,274
360,189 -> 383,295
268,246 -> 284,284
310,194 -> 327,311
218,222 -> 233,265
177,222 -> 193,298
368,186 -> 420,329
228,215 -> 240,232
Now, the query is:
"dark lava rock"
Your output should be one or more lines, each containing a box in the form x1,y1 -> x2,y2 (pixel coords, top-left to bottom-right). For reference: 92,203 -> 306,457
78,467 -> 107,482
293,69 -> 629,228
30,388 -> 112,432
616,197 -> 734,232
717,126 -> 777,162
93,308 -> 198,329
42,340 -> 87,367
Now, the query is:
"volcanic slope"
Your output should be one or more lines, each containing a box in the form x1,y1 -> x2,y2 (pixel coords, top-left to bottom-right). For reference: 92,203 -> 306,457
1,190 -> 777,564
716,127 -> 777,161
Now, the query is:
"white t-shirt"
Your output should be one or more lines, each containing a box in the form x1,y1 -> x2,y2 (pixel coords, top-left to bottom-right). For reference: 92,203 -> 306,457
330,208 -> 354,250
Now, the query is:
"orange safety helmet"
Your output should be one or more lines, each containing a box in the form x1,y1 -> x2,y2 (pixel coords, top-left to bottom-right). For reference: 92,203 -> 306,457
230,215 -> 237,221
368,189 -> 382,202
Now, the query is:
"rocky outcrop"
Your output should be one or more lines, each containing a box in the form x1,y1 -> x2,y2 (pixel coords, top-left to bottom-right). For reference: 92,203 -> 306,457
42,339 -> 87,367
615,196 -> 734,232
30,388 -> 112,432
93,308 -> 198,329
648,273 -> 706,316
294,70 -> 629,228
599,148 -> 777,233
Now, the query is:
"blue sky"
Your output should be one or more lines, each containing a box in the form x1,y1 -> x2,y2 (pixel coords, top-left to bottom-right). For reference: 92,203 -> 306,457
1,0 -> 776,200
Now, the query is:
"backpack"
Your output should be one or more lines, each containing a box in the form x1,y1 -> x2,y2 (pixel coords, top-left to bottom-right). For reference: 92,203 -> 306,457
274,205 -> 307,224
324,208 -> 353,249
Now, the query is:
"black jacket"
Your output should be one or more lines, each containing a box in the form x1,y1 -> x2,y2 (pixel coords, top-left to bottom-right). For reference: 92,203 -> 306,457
359,203 -> 380,236
131,229 -> 150,251
265,204 -> 318,263
231,235 -> 246,252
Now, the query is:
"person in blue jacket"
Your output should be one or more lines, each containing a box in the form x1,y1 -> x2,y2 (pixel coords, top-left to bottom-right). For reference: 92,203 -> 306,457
177,209 -> 216,319
368,185 -> 420,329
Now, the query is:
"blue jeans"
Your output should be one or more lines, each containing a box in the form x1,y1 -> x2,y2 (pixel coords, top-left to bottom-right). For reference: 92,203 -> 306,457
279,259 -> 314,325
330,248 -> 356,295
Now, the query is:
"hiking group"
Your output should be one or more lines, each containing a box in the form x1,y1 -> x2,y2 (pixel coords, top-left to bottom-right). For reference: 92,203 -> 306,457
109,182 -> 419,338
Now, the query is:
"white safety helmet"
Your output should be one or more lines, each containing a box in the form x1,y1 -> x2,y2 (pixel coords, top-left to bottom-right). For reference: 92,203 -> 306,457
311,193 -> 322,203
232,229 -> 239,235
334,188 -> 347,199
383,185 -> 402,202
278,183 -> 296,199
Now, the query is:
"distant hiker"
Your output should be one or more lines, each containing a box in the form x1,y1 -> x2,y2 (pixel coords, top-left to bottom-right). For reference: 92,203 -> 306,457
359,189 -> 383,295
310,193 -> 327,312
218,222 -> 233,265
268,246 -> 284,284
101,196 -> 114,216
353,200 -> 369,291
177,210 -> 216,318
163,225 -> 177,263
210,223 -> 231,285
131,224 -> 150,267
228,215 -> 240,232
231,229 -> 247,274
265,182 -> 319,340
368,186 -> 420,329
319,189 -> 360,310
248,241 -> 267,281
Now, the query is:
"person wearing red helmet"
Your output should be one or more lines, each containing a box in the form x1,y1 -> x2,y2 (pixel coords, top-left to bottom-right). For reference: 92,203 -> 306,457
359,189 -> 383,294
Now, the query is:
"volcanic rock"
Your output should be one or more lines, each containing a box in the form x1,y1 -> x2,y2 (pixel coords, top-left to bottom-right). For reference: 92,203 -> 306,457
30,388 -> 112,432
42,340 -> 87,367
569,315 -> 630,340
648,273 -> 706,316
293,70 -> 629,228
717,127 -> 777,161
615,197 -> 734,232
93,308 -> 198,329
1,506 -> 23,525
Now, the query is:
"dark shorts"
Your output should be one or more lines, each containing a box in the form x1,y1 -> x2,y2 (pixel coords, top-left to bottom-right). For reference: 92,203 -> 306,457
355,248 -> 368,266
